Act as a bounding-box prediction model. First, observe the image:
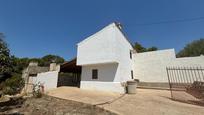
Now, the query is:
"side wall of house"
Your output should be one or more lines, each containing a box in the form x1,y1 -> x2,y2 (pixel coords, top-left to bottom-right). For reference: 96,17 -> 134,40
79,23 -> 134,93
134,49 -> 204,85
81,63 -> 119,82
80,63 -> 125,93
114,26 -> 134,82
80,81 -> 125,93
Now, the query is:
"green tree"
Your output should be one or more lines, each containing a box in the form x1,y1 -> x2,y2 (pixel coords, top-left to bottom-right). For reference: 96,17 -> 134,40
133,42 -> 158,53
133,42 -> 146,53
0,33 -> 12,78
39,55 -> 65,66
147,46 -> 158,51
177,39 -> 204,57
11,55 -> 65,72
0,33 -> 25,95
1,73 -> 24,95
10,55 -> 65,74
11,56 -> 30,73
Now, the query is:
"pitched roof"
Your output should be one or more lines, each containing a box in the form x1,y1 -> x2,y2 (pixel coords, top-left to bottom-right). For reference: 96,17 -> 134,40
114,22 -> 134,49
60,58 -> 81,73
77,22 -> 134,49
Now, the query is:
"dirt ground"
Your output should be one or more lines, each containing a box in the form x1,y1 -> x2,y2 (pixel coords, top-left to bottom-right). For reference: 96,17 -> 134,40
170,90 -> 204,106
0,95 -> 116,115
48,87 -> 204,115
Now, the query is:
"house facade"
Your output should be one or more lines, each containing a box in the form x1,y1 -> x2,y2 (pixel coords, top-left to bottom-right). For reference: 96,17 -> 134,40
76,23 -> 135,93
60,22 -> 204,93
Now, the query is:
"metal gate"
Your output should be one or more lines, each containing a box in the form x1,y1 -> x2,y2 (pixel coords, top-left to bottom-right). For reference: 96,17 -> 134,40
57,73 -> 81,87
166,66 -> 204,106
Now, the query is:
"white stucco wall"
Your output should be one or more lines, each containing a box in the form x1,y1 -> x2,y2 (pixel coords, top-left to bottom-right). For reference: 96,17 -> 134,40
78,23 -> 134,93
134,49 -> 204,83
77,23 -> 117,65
134,49 -> 175,82
170,56 -> 204,67
35,71 -> 58,91
80,81 -> 125,93
114,26 -> 134,82
81,63 -> 119,82
80,63 -> 126,93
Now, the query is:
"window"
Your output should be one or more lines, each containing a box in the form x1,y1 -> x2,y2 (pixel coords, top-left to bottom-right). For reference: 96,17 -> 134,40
131,70 -> 134,79
130,50 -> 132,59
29,74 -> 37,77
92,69 -> 98,79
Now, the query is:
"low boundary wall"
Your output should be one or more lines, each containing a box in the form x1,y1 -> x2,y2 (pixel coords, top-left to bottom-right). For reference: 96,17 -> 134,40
134,49 -> 204,88
36,71 -> 58,91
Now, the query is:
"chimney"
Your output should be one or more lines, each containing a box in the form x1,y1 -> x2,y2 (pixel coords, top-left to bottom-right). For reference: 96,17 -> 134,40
116,22 -> 123,30
50,63 -> 56,71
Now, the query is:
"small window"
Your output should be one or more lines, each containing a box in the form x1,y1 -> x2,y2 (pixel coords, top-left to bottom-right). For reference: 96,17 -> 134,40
130,50 -> 132,59
92,69 -> 98,79
29,74 -> 37,77
131,70 -> 134,79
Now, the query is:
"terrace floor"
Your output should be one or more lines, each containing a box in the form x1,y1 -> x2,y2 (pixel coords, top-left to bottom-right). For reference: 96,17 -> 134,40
47,86 -> 204,115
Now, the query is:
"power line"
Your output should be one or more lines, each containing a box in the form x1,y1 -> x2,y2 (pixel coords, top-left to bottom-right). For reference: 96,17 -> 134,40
135,16 -> 204,26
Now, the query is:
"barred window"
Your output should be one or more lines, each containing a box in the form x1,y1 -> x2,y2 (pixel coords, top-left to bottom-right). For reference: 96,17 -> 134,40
92,69 -> 98,79
131,70 -> 134,79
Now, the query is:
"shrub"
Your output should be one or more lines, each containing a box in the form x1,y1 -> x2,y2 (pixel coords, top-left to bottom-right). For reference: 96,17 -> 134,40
32,82 -> 43,98
2,73 -> 24,95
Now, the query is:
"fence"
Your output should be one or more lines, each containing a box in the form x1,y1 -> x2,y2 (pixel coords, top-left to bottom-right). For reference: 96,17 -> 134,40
166,66 -> 204,106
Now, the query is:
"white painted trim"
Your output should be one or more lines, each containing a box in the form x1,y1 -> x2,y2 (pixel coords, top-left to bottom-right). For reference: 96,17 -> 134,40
80,81 -> 126,93
78,61 -> 118,66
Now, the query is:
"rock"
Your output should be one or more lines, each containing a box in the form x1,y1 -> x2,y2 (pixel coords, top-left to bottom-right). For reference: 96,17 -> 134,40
0,95 -> 10,102
56,111 -> 64,115
21,111 -> 30,115
8,109 -> 20,115
0,95 -> 11,107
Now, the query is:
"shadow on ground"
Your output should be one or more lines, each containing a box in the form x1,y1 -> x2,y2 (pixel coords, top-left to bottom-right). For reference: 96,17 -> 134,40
160,95 -> 204,107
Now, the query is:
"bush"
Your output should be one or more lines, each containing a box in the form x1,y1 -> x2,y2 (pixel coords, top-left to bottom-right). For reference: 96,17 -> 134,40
177,38 -> 204,57
32,82 -> 43,98
2,73 -> 24,95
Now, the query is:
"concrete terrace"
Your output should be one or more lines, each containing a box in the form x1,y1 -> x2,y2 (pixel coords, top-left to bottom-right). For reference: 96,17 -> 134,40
47,87 -> 204,115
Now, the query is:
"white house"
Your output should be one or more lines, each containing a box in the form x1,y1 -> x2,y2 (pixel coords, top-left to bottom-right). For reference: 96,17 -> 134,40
76,22 -> 135,93
60,22 -> 204,93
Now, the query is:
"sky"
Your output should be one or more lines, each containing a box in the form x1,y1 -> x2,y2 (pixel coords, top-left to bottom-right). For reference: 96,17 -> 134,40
0,0 -> 204,60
